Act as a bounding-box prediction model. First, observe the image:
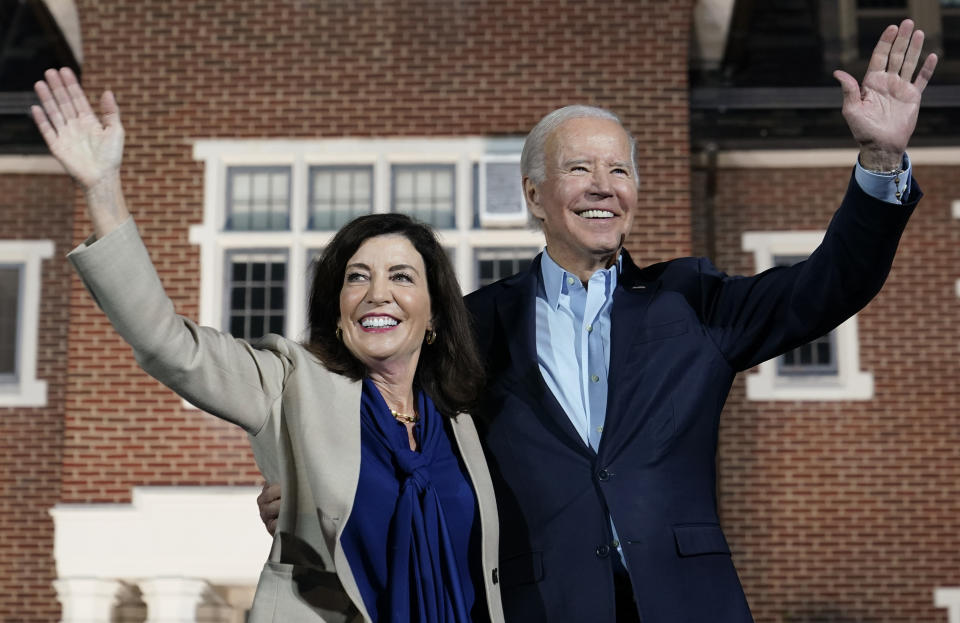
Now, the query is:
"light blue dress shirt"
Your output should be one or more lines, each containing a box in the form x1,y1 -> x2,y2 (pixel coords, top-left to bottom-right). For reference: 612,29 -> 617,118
533,158 -> 912,565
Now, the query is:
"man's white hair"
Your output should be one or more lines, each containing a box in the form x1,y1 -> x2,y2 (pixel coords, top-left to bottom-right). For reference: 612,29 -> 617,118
520,105 -> 639,187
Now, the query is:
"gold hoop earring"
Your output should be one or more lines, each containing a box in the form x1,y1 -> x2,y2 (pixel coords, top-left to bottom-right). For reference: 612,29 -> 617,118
425,329 -> 436,345
335,326 -> 342,341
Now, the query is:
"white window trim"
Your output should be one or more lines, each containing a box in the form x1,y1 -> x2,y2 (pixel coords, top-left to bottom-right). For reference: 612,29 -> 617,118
0,240 -> 54,407
954,200 -> 960,301
741,231 -> 874,401
190,138 -> 543,342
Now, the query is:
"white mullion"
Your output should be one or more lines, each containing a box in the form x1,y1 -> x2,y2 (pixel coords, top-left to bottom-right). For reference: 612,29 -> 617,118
375,154 -> 390,214
288,154 -> 308,340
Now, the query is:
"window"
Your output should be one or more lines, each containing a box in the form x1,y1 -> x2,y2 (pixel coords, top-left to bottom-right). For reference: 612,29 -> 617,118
226,167 -> 290,231
392,164 -> 456,228
476,248 -> 537,288
225,252 -> 287,339
827,1 -> 958,67
308,165 -> 373,230
772,255 -> 838,376
855,1 -> 909,58
741,231 -> 873,401
190,138 -> 543,342
0,240 -> 53,407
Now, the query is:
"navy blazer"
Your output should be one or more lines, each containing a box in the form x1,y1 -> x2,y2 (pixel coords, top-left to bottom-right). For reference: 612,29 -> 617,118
464,175 -> 919,623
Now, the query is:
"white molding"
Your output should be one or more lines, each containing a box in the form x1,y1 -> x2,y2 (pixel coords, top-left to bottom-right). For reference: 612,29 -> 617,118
741,231 -> 874,401
935,588 -> 960,623
0,240 -> 54,407
54,578 -> 124,623
952,200 -> 960,220
50,487 -> 271,584
0,155 -> 67,175
190,137 -> 542,334
715,147 -> 960,169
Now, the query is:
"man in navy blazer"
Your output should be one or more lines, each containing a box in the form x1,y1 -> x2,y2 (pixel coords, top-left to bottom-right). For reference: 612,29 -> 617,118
461,20 -> 936,623
258,20 -> 936,622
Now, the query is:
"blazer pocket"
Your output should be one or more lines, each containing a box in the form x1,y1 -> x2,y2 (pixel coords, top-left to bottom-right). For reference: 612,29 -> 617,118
248,562 -> 360,623
499,551 -> 544,588
636,319 -> 688,344
672,523 -> 731,558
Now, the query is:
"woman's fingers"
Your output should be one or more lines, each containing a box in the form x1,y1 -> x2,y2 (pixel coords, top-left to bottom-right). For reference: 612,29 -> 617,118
30,104 -> 58,148
34,79 -> 65,131
44,68 -> 79,122
61,67 -> 96,119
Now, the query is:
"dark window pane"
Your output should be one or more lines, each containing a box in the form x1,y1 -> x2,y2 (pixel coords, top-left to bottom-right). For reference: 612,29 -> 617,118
271,263 -> 285,281
230,316 -> 245,337
250,316 -> 265,337
232,263 -> 247,281
251,288 -> 265,310
270,287 -> 284,310
269,316 -> 284,334
230,288 -> 246,310
251,263 -> 266,281
0,267 -> 19,375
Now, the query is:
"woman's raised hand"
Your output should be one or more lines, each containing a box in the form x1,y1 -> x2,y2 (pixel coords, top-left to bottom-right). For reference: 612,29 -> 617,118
32,67 -> 129,237
32,68 -> 124,189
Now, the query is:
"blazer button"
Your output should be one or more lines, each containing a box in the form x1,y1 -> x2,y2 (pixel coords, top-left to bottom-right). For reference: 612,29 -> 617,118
595,544 -> 610,558
597,469 -> 610,481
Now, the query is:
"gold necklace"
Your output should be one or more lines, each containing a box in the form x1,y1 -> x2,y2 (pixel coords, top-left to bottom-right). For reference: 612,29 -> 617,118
390,409 -> 419,424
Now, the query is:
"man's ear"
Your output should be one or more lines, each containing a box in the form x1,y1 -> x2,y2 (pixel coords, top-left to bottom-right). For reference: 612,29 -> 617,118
523,176 -> 545,221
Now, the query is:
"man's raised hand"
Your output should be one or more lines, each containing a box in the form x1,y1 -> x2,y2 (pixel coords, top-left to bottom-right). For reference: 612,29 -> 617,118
833,19 -> 938,172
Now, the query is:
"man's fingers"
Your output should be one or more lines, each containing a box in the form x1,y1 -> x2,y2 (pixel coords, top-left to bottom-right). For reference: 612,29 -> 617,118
867,23 -> 899,74
913,53 -> 938,93
899,28 -> 924,81
886,19 -> 914,75
833,70 -> 861,108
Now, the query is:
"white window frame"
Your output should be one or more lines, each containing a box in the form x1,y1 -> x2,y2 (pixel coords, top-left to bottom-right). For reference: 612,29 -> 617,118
0,240 -> 54,407
190,138 -> 543,343
741,231 -> 874,401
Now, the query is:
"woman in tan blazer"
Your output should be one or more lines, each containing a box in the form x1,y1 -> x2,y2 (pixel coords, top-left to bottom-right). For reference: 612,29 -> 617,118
33,68 -> 503,623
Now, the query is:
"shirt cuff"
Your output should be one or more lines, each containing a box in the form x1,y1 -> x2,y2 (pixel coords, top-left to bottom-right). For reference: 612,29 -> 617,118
855,153 -> 911,204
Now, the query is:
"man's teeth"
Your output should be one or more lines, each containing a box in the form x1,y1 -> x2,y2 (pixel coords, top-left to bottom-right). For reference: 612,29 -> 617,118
361,317 -> 399,328
579,210 -> 614,219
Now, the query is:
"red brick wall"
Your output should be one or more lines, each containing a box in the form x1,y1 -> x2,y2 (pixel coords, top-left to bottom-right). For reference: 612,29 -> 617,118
709,164 -> 960,622
0,173 -> 75,620
63,0 -> 694,502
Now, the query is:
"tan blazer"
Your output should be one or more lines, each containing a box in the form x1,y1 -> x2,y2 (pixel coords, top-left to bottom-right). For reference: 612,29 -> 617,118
69,218 -> 504,623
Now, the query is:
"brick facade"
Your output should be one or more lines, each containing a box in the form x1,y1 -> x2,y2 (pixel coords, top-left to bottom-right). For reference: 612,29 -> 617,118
708,163 -> 960,622
0,174 -> 74,621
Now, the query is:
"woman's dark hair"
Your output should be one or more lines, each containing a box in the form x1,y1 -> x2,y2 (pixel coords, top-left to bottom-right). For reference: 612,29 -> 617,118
306,213 -> 485,416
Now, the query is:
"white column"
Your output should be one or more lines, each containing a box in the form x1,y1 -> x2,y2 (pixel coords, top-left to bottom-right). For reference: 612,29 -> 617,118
54,578 -> 124,623
935,588 -> 960,623
139,577 -> 210,623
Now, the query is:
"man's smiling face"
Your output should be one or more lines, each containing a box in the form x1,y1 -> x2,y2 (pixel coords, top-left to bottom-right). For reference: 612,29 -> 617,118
525,116 -> 638,279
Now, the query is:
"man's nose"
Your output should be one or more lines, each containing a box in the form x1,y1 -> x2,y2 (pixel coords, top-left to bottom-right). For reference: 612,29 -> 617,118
589,170 -> 614,198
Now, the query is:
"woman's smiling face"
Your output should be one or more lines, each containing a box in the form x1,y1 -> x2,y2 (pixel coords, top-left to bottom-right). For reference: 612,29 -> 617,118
337,234 -> 433,373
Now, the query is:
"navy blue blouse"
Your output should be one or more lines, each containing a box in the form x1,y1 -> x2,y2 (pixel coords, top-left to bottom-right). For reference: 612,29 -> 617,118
340,378 -> 483,622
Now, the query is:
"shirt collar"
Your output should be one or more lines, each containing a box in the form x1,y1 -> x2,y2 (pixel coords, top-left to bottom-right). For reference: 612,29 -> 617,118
539,248 -> 621,310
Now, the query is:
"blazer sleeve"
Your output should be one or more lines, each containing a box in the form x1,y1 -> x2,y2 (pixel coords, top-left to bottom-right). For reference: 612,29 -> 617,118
68,217 -> 286,434
699,173 -> 918,372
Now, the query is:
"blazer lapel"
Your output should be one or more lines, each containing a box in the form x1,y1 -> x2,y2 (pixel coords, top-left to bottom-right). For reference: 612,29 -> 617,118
599,252 -> 661,456
494,256 -> 594,458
